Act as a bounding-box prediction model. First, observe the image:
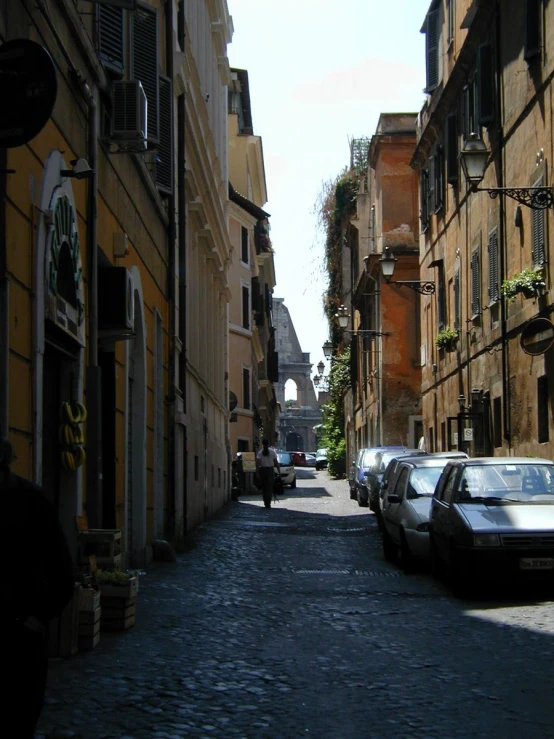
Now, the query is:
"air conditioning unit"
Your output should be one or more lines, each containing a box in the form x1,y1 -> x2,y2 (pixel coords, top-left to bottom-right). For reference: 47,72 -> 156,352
46,293 -> 86,348
98,267 -> 135,338
111,80 -> 147,152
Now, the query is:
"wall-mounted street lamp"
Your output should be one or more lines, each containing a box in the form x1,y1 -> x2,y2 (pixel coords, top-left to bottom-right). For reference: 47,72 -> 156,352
313,360 -> 329,389
60,157 -> 95,180
378,248 -> 436,295
334,305 -> 389,336
459,133 -> 554,210
322,340 -> 333,359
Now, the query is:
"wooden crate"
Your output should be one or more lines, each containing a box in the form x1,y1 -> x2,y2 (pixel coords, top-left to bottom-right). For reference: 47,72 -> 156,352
78,631 -> 100,651
98,576 -> 139,599
79,588 -> 101,612
100,596 -> 136,632
78,606 -> 101,637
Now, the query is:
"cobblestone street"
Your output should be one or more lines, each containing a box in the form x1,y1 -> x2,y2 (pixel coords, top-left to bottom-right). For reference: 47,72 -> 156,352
38,469 -> 554,739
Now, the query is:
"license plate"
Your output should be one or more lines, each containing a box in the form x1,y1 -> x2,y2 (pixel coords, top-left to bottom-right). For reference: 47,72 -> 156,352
520,557 -> 554,570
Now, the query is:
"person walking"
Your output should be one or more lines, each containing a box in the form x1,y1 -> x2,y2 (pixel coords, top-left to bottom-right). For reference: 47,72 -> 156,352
0,434 -> 75,738
255,438 -> 280,508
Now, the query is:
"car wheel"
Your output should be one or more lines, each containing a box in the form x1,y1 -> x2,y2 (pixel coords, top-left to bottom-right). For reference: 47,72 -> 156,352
357,489 -> 368,508
382,526 -> 397,562
349,486 -> 357,500
290,477 -> 296,489
399,530 -> 414,574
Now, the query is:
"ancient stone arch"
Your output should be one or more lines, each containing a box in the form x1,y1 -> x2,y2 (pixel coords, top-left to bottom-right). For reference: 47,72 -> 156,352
273,298 -> 322,452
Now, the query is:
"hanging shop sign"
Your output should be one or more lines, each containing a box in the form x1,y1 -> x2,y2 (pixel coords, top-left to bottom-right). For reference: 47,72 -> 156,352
520,317 -> 554,356
0,39 -> 57,148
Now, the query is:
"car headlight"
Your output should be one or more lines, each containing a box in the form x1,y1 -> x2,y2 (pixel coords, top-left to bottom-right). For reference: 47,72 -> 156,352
416,522 -> 430,532
473,533 -> 501,547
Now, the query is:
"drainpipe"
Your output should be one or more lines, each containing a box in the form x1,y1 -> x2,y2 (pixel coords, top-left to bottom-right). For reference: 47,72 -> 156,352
177,4 -> 188,531
495,1 -> 511,451
0,149 -> 8,437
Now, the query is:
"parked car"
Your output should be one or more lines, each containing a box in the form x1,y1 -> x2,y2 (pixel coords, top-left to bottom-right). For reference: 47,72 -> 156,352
381,457 -> 453,571
429,457 -> 554,594
305,453 -> 317,468
350,447 -> 392,504
378,451 -> 470,520
291,451 -> 307,467
276,451 -> 296,488
315,448 -> 328,470
366,448 -> 424,511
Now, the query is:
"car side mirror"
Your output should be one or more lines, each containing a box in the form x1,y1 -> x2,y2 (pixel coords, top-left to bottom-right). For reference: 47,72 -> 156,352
387,494 -> 401,504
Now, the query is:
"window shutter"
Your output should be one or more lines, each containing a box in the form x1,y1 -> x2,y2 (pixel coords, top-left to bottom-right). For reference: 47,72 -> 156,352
438,265 -> 446,329
425,9 -> 439,92
242,368 -> 250,410
132,6 -> 159,144
420,168 -> 429,231
454,270 -> 460,331
156,75 -> 173,193
524,0 -> 541,60
478,43 -> 494,126
445,113 -> 458,184
532,175 -> 546,266
434,147 -> 444,211
97,6 -> 124,79
251,277 -> 259,312
471,248 -> 481,316
428,156 -> 436,216
488,228 -> 499,303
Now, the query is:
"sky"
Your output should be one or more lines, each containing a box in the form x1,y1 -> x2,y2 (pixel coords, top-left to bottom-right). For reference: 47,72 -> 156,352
227,0 -> 431,395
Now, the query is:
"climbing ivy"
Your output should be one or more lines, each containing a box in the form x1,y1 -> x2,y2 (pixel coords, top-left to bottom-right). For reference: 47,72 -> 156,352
319,346 -> 351,477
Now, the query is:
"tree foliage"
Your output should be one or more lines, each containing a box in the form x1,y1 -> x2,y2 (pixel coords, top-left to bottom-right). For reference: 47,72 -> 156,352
319,347 -> 351,477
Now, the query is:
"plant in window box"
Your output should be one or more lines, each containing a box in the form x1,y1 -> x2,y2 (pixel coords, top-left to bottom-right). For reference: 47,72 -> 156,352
501,267 -> 545,303
434,326 -> 458,352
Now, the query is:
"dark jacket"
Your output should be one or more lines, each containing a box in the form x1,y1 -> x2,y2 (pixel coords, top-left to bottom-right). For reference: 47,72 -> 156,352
0,469 -> 75,626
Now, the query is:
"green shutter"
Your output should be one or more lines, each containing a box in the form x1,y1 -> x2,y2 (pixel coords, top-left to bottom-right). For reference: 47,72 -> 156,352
532,183 -> 546,267
471,248 -> 481,316
426,9 -> 439,91
97,6 -> 124,79
132,5 -> 159,144
438,264 -> 446,329
156,75 -> 173,193
454,270 -> 460,331
488,228 -> 499,303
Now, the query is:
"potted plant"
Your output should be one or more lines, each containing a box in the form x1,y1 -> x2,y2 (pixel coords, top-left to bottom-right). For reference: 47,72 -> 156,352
435,326 -> 458,352
95,570 -> 139,631
95,569 -> 139,599
501,267 -> 545,303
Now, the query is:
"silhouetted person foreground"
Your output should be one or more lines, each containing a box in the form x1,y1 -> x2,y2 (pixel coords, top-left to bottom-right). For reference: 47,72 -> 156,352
0,434 -> 75,738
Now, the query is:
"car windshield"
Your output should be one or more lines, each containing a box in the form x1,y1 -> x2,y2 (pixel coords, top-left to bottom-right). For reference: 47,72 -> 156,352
456,463 -> 554,502
362,450 -> 380,468
407,467 -> 444,498
277,453 -> 292,465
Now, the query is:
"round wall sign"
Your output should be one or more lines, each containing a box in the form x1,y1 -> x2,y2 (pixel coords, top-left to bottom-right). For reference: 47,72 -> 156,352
0,39 -> 57,148
520,317 -> 554,356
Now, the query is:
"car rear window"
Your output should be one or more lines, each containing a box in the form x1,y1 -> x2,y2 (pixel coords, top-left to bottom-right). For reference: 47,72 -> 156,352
278,453 -> 292,465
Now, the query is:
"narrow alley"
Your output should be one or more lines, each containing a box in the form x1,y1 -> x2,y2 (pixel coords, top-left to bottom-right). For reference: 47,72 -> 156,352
38,471 -> 554,739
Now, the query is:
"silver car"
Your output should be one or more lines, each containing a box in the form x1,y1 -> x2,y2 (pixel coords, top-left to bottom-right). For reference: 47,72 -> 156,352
430,457 -> 554,594
381,457 -> 452,572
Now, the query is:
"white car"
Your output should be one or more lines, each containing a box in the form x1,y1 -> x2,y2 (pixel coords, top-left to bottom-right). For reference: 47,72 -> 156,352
381,457 -> 452,572
277,451 -> 296,488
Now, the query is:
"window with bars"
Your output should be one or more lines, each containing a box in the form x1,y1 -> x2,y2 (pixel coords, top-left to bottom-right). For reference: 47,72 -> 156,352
242,367 -> 251,410
471,247 -> 481,317
538,375 -> 549,443
488,227 -> 499,304
447,0 -> 455,46
532,176 -> 546,267
478,43 -> 495,126
242,285 -> 250,330
434,146 -> 444,212
241,226 -> 249,264
463,76 -> 479,139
